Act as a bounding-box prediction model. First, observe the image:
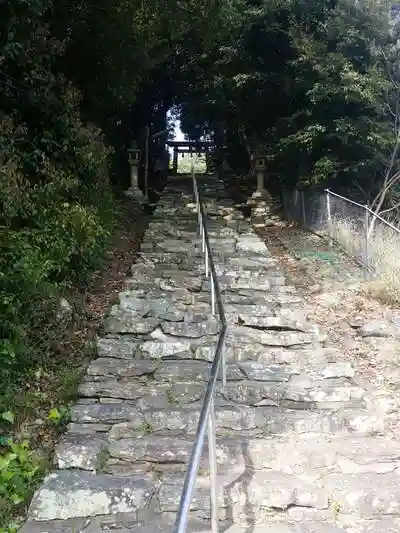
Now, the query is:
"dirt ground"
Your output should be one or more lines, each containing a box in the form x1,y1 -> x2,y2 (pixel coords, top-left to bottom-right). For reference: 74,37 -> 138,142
254,209 -> 400,437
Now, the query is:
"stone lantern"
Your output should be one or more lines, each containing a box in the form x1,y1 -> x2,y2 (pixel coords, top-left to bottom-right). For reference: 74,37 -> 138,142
127,143 -> 145,203
252,153 -> 268,199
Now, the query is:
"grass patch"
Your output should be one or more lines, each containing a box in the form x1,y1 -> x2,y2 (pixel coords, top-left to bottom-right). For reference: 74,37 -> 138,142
330,215 -> 400,305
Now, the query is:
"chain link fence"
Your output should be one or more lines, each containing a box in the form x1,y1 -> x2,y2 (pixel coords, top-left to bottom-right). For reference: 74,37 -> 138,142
281,188 -> 400,286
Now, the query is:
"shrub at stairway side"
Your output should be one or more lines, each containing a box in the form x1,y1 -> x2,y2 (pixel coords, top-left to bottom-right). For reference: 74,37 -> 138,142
0,103 -> 116,528
0,92 -> 114,394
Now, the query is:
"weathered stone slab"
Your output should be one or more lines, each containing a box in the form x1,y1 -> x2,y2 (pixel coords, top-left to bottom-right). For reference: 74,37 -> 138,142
225,292 -> 302,305
28,471 -> 155,521
108,436 -> 194,464
221,380 -> 285,406
153,360 -> 210,382
117,294 -> 171,316
70,403 -> 144,425
229,277 -> 271,291
228,470 -> 327,524
138,340 -> 192,359
159,474 -> 210,513
104,310 -> 160,334
237,361 -> 295,382
109,408 -> 199,438
19,520 -> 348,533
67,422 -> 111,434
87,358 -> 157,378
321,362 -> 355,379
284,376 -> 365,408
236,236 -> 267,254
324,471 -> 400,517
97,336 -> 139,359
195,340 -> 271,363
54,434 -> 108,471
161,320 -> 220,338
223,256 -> 278,269
79,380 -> 168,400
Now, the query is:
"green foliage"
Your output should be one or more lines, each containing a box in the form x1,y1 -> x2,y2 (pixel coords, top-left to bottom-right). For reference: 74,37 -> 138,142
176,0 -> 394,193
0,0 -> 118,390
0,412 -> 42,524
0,440 -> 41,507
46,406 -> 70,426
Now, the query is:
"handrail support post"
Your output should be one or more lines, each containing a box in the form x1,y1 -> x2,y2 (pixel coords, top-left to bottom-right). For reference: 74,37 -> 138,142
208,399 -> 219,533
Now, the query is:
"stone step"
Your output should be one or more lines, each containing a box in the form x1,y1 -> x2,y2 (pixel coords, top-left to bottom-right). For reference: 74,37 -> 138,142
55,431 -> 398,477
28,460 -> 400,527
96,335 -> 338,365
225,325 -> 325,347
210,271 -> 287,287
202,275 -> 285,291
69,401 -> 382,438
103,306 -> 219,337
20,519 -> 400,533
221,291 -> 302,306
23,180 -> 392,533
76,369 -> 367,410
158,469 -> 400,526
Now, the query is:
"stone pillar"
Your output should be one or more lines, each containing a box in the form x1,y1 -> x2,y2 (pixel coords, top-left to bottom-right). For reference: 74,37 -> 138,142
257,170 -> 265,193
173,148 -> 178,174
252,155 -> 268,199
127,147 -> 146,204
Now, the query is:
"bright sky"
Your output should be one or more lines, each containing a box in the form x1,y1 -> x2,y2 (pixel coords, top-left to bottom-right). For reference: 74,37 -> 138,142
173,120 -> 185,142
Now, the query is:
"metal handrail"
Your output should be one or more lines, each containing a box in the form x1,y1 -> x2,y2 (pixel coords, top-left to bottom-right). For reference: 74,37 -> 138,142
174,165 -> 227,533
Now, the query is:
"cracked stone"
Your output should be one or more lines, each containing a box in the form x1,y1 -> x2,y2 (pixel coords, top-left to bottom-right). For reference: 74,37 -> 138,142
235,315 -> 308,331
227,326 -> 320,347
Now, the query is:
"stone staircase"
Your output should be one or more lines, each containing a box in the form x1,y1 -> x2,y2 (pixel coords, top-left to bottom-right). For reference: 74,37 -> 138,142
20,176 -> 399,533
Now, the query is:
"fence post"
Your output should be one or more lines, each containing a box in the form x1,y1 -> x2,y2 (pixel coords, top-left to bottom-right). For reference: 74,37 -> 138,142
326,189 -> 332,246
364,206 -> 369,268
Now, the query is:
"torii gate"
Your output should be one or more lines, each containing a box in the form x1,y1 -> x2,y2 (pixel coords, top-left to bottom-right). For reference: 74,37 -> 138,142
166,140 -> 216,174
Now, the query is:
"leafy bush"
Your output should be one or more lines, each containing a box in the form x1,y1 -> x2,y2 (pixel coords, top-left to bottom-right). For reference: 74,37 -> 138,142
0,440 -> 41,508
0,90 -> 114,384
